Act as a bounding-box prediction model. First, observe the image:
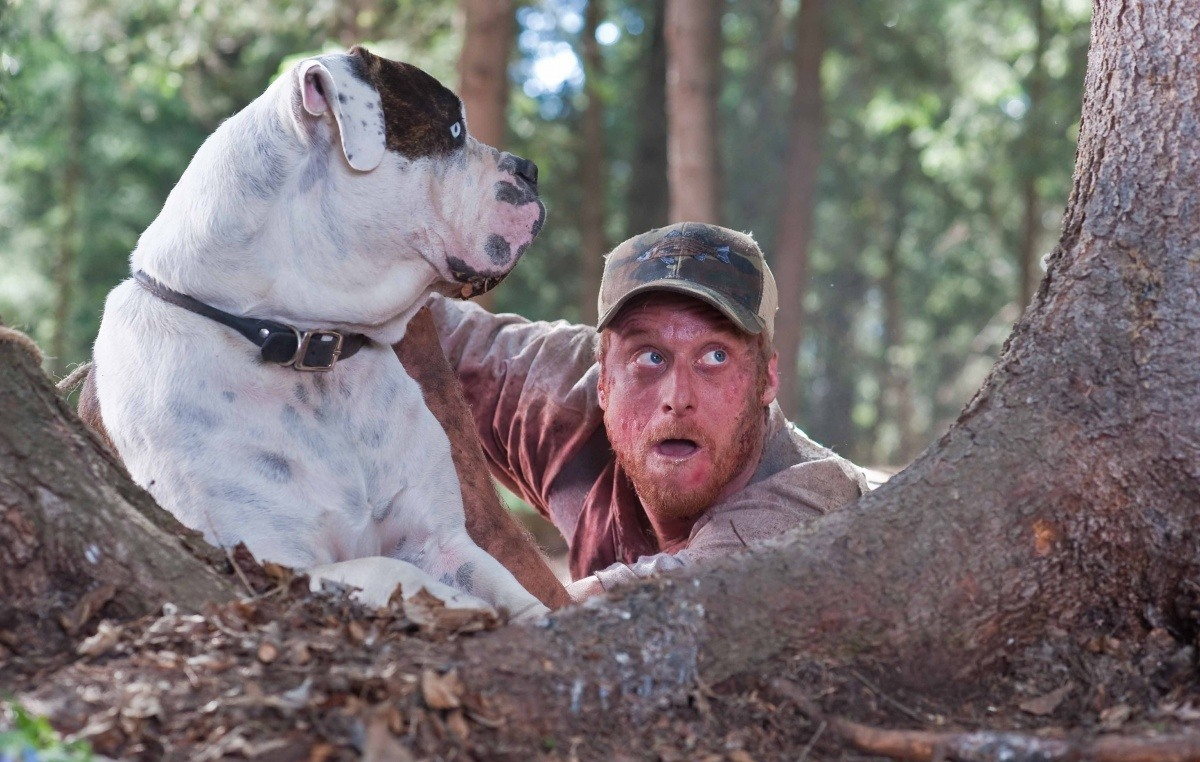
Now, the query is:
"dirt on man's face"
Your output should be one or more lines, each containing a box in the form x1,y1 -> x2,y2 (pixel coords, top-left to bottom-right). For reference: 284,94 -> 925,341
598,293 -> 777,546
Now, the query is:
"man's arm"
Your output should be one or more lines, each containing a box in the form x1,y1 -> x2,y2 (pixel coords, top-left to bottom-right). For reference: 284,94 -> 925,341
394,307 -> 569,609
427,295 -> 605,529
576,455 -> 867,598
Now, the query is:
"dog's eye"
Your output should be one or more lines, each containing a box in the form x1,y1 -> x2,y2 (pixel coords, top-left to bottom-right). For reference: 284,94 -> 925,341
449,121 -> 462,139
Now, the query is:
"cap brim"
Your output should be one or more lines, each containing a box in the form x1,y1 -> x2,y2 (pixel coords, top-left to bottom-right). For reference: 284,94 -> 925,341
597,280 -> 766,336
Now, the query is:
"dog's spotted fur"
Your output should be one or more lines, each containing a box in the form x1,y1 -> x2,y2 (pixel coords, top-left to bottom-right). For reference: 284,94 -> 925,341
92,48 -> 547,618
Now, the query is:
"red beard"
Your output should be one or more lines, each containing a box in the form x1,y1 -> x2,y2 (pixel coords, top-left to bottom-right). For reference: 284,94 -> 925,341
612,391 -> 764,526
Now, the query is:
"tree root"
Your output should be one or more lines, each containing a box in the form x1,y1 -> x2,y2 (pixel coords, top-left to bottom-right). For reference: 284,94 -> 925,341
770,678 -> 1200,762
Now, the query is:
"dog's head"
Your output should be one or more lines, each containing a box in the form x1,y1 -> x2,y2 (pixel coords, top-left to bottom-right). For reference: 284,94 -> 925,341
289,47 -> 543,301
133,47 -> 542,339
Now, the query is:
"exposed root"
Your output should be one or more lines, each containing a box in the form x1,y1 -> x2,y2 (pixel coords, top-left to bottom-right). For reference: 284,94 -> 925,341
770,678 -> 1200,762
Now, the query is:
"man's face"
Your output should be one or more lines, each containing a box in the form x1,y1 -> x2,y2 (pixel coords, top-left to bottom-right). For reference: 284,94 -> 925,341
598,293 -> 779,531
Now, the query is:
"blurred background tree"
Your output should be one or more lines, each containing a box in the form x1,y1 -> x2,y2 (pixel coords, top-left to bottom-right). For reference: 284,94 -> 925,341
0,0 -> 1091,469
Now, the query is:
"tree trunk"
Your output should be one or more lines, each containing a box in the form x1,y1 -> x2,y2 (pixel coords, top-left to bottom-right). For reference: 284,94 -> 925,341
0,329 -> 238,657
1017,0 -> 1049,308
457,0 -> 516,312
49,73 -> 85,377
880,129 -> 918,464
578,0 -> 607,326
772,0 -> 826,417
624,0 -> 669,238
664,0 -> 721,223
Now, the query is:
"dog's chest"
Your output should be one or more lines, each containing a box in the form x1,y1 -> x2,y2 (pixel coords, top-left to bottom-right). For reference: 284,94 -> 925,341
276,354 -> 417,519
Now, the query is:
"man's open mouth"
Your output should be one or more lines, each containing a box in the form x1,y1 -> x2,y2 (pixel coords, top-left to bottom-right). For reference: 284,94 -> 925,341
653,439 -> 701,459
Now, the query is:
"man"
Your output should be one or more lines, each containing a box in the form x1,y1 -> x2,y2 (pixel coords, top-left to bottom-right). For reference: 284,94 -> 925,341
429,222 -> 868,600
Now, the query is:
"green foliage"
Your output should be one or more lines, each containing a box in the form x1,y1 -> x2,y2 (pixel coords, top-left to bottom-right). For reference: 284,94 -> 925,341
0,702 -> 92,762
0,0 -> 1092,465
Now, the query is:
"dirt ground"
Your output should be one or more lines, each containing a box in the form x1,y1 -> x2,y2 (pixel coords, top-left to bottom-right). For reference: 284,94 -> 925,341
3,550 -> 1200,762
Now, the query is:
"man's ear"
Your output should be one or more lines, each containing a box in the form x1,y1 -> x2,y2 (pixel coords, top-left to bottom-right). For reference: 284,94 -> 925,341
297,55 -> 386,172
597,365 -> 609,411
761,351 -> 780,406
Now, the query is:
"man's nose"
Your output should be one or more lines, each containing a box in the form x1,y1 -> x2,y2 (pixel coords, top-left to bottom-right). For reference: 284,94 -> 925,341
661,366 -> 696,415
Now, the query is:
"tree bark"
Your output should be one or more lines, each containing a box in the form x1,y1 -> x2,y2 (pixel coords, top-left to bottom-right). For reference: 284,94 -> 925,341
457,0 -> 516,312
0,329 -> 238,656
1016,0 -> 1049,308
624,0 -> 669,238
772,0 -> 826,417
664,0 -> 721,224
578,0 -> 608,326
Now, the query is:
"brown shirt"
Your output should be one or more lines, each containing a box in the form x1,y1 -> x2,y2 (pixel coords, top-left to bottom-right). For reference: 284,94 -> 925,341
429,295 -> 868,589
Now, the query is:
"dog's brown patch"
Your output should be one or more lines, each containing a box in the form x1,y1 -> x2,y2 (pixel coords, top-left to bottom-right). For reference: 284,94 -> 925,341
348,46 -> 465,160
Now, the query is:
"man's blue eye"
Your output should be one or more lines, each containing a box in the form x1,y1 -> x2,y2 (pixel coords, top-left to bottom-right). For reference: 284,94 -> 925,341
636,351 -> 664,366
702,349 -> 728,365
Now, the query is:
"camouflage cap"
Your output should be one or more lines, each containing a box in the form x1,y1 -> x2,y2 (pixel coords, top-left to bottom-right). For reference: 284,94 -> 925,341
597,222 -> 778,340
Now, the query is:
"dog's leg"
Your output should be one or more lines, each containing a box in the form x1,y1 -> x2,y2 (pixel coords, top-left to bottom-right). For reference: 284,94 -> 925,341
394,308 -> 570,609
416,531 -> 550,621
306,556 -> 492,611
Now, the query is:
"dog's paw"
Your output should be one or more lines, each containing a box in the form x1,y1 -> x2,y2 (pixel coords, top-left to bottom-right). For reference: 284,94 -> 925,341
307,557 -> 493,612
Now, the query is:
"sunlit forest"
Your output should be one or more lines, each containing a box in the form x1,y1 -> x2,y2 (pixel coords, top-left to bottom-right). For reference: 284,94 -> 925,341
0,0 -> 1091,469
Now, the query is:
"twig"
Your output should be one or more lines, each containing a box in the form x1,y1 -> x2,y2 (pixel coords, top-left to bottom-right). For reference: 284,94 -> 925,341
224,545 -> 256,597
770,678 -> 1200,762
798,720 -> 826,762
56,361 -> 92,394
849,667 -> 928,723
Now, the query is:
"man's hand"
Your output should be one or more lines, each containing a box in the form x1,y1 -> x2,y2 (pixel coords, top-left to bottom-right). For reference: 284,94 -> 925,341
565,575 -> 605,602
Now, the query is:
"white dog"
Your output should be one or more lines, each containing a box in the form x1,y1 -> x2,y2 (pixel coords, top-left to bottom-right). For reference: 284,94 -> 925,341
92,47 -> 547,618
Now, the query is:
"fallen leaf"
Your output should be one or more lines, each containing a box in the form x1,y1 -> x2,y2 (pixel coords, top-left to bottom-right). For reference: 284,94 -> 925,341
422,669 -> 463,710
122,687 -> 162,720
1018,682 -> 1073,716
59,583 -> 117,635
280,677 -> 313,710
362,713 -> 415,762
77,620 -> 123,657
257,642 -> 279,663
446,709 -> 470,740
288,641 -> 311,666
1100,704 -> 1133,729
405,588 -> 496,635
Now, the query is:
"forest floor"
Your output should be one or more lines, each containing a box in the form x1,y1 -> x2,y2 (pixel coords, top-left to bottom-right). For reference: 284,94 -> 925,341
3,549 -> 1200,762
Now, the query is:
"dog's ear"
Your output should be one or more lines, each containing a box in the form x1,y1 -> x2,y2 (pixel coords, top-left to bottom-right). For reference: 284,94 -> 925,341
297,56 -> 386,172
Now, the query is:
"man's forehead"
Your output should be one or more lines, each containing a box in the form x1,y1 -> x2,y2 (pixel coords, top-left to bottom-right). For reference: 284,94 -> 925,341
606,292 -> 746,339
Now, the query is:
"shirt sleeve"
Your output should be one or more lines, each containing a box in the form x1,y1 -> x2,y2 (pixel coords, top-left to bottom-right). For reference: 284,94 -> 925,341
426,295 -> 605,526
593,455 -> 866,591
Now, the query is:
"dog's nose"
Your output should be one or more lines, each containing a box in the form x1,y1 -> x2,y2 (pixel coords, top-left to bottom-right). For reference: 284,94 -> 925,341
513,157 -> 538,186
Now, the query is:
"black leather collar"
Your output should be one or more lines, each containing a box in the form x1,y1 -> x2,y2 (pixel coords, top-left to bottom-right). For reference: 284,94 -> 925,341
133,271 -> 370,371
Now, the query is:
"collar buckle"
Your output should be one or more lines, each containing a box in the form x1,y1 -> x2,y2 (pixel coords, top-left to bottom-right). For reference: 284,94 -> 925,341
288,329 -> 345,371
